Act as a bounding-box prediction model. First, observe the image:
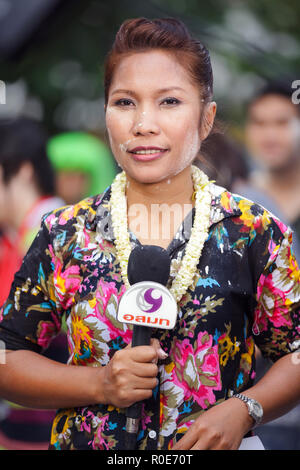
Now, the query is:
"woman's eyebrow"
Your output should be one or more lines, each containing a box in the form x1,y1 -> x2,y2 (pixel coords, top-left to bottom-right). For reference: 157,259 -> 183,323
110,86 -> 186,97
110,89 -> 137,97
156,87 -> 186,94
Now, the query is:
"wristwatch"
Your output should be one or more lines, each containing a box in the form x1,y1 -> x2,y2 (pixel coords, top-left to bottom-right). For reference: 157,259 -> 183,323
233,393 -> 263,428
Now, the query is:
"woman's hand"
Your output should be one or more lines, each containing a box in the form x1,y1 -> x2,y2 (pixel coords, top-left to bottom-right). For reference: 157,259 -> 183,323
100,339 -> 167,408
172,397 -> 254,450
0,342 -> 166,410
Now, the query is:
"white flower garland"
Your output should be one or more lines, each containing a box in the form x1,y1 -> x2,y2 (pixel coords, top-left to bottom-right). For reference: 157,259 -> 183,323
110,165 -> 212,303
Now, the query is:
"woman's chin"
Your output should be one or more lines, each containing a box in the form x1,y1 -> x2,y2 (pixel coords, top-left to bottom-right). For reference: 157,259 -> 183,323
116,155 -> 192,185
124,162 -> 172,185
133,171 -> 174,186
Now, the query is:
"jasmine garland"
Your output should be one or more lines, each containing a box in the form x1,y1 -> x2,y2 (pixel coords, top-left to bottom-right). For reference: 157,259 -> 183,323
110,165 -> 212,303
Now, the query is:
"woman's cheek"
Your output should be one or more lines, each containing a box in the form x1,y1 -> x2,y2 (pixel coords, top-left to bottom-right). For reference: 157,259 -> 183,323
107,112 -> 134,145
178,128 -> 201,169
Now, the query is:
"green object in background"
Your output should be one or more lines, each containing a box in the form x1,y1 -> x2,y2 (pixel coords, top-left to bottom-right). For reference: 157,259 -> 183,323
47,132 -> 117,197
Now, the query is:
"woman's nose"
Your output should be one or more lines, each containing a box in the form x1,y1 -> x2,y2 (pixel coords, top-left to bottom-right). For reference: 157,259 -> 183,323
132,110 -> 160,136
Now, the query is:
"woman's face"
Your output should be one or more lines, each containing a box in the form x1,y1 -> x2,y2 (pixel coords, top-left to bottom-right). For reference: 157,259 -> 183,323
105,49 -> 216,184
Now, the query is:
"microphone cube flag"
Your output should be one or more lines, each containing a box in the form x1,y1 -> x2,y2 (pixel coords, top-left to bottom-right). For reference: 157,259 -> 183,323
117,281 -> 178,330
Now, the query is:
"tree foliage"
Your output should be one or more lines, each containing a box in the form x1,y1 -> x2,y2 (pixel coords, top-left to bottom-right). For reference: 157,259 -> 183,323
0,0 -> 299,134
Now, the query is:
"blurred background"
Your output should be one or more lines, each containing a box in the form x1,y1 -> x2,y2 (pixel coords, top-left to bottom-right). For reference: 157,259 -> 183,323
1,0 -> 300,136
0,0 -> 299,451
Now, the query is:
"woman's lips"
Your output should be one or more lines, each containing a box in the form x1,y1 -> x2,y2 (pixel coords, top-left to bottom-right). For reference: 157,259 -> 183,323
128,146 -> 169,162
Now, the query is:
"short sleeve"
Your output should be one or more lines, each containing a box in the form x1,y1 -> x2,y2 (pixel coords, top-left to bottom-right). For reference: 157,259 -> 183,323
253,227 -> 300,362
0,218 -> 62,353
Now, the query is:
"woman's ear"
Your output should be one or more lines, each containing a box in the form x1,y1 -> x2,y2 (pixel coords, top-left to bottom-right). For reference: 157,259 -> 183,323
200,101 -> 217,141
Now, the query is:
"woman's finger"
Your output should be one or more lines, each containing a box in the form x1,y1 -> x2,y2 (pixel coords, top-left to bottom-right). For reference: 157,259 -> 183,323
172,427 -> 198,450
150,338 -> 168,361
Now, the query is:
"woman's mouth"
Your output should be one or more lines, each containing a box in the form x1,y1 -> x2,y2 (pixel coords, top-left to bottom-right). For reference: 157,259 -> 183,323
128,146 -> 169,162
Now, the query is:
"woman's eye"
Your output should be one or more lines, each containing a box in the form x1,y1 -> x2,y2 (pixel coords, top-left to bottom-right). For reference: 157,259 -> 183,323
161,97 -> 181,106
114,98 -> 134,107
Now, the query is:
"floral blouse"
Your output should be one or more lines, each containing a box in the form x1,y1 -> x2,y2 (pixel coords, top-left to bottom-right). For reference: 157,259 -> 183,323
0,183 -> 299,450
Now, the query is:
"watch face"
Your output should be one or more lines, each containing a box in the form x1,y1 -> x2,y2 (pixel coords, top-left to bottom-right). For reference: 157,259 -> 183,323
250,401 -> 263,419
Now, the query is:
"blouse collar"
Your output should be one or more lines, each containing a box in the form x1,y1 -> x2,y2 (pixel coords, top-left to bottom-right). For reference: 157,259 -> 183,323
90,182 -> 242,246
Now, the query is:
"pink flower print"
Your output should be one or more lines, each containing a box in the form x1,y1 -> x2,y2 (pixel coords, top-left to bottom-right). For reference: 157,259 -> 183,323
93,280 -> 132,344
49,246 -> 81,309
274,218 -> 288,236
37,320 -> 56,349
267,239 -> 278,260
140,404 -> 152,431
256,273 -> 292,329
253,304 -> 268,334
58,206 -> 75,225
171,331 -> 221,409
44,213 -> 58,231
90,414 -> 114,450
95,279 -> 120,314
81,226 -> 91,248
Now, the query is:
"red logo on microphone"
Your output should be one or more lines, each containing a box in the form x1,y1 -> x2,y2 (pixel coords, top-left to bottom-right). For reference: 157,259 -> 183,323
117,281 -> 178,330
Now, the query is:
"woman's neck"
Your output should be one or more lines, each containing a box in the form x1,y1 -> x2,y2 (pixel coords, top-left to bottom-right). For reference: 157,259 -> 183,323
125,166 -> 194,209
11,186 -> 42,232
125,166 -> 195,249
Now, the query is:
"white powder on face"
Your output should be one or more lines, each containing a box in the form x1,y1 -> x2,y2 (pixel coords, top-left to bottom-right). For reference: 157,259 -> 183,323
135,111 -> 146,130
106,127 -> 113,147
119,138 -> 135,153
106,127 -> 124,170
119,143 -> 127,152
106,102 -> 201,184
172,129 -> 200,177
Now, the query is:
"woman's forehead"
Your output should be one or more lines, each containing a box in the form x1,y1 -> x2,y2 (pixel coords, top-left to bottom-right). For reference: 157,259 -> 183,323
108,50 -> 198,95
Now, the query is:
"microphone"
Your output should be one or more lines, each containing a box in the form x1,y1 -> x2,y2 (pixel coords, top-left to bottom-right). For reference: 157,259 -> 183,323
117,245 -> 178,449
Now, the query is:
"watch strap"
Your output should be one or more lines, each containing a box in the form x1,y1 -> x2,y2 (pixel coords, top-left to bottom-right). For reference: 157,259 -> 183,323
233,393 -> 263,428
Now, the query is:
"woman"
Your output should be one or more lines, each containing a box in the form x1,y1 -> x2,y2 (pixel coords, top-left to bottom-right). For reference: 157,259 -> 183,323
0,18 -> 299,451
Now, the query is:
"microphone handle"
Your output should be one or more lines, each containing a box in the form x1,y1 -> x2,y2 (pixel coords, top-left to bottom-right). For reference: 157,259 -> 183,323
124,325 -> 152,450
131,324 -> 152,347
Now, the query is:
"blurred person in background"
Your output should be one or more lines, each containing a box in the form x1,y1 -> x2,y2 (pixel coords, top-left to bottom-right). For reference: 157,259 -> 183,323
0,118 -> 66,304
0,117 -> 68,450
233,81 -> 300,450
47,131 -> 117,205
195,131 -> 249,192
233,80 -> 300,261
197,121 -> 300,450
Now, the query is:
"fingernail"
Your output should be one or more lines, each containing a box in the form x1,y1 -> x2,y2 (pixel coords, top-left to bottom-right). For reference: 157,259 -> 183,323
159,348 -> 168,359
